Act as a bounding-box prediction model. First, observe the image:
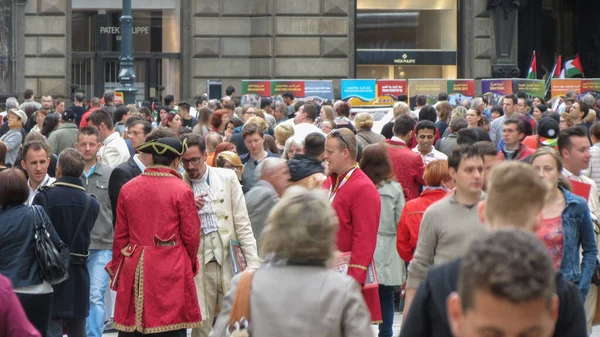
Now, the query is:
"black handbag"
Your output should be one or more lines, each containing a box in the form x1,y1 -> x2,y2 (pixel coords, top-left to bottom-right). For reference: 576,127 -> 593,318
32,205 -> 69,284
33,194 -> 91,283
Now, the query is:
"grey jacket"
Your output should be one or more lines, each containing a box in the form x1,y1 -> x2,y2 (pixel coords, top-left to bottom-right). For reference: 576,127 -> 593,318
81,162 -> 114,250
245,180 -> 278,241
47,123 -> 78,155
356,130 -> 385,149
436,133 -> 458,157
212,266 -> 372,337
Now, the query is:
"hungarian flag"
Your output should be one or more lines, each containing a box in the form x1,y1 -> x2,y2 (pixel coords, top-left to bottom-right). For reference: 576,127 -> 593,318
527,51 -> 537,79
563,55 -> 584,78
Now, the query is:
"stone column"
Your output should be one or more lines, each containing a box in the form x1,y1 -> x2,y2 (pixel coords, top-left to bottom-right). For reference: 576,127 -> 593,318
459,0 -> 519,79
24,0 -> 68,97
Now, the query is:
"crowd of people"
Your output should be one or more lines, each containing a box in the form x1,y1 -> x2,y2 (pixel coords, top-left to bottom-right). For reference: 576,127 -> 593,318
0,86 -> 599,337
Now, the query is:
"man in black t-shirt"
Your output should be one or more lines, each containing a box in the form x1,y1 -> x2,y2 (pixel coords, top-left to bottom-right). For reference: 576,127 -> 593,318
71,92 -> 87,127
178,102 -> 197,129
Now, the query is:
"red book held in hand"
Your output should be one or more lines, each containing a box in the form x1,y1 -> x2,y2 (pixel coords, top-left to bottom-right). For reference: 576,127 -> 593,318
332,252 -> 378,289
569,178 -> 591,201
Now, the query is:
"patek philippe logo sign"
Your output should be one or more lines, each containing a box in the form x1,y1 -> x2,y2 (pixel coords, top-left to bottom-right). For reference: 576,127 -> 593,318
100,26 -> 150,40
394,53 -> 416,64
356,49 -> 457,66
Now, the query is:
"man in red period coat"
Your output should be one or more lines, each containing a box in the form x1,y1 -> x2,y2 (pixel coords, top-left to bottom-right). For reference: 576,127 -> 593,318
323,128 -> 382,322
385,115 -> 426,201
106,137 -> 202,336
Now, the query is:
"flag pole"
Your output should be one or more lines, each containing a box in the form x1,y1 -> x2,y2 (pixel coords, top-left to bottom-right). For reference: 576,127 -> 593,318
545,58 -> 557,97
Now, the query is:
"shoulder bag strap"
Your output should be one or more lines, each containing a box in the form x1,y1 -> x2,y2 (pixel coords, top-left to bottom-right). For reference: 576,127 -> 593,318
32,205 -> 45,230
228,270 -> 255,326
70,194 -> 91,248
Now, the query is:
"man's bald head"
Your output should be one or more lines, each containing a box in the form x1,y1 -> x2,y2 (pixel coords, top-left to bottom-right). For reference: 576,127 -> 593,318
205,132 -> 223,152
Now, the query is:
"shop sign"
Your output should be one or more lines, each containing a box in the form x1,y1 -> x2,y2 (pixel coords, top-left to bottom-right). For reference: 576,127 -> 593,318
100,26 -> 150,40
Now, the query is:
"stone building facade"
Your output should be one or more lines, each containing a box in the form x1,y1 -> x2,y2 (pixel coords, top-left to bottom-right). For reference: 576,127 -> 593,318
4,0 -> 515,102
184,0 -> 355,99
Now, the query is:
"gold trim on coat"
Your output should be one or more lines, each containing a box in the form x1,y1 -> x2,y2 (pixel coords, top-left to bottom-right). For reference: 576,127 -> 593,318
114,248 -> 203,333
135,249 -> 145,329
349,264 -> 368,271
114,321 -> 203,334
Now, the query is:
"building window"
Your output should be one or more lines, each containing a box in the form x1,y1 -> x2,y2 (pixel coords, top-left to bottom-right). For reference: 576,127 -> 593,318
356,0 -> 458,79
71,2 -> 180,103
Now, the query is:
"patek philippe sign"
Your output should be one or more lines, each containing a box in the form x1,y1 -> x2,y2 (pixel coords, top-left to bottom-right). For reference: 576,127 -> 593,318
100,26 -> 150,40
357,50 -> 457,66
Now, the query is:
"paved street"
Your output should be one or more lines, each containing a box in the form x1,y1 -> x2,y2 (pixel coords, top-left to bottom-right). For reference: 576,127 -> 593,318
101,313 -> 600,336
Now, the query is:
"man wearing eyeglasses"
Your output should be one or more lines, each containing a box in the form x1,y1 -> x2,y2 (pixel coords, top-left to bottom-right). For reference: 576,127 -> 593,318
323,127 -> 383,323
179,132 -> 261,337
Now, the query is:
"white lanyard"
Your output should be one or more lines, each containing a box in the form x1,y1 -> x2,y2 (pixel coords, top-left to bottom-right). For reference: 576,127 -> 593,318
328,167 -> 357,202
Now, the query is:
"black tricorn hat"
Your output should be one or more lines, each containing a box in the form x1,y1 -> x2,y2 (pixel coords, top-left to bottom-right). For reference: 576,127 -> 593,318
137,137 -> 188,158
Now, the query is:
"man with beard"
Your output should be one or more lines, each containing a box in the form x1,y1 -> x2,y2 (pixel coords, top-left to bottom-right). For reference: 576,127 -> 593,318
179,132 -> 260,337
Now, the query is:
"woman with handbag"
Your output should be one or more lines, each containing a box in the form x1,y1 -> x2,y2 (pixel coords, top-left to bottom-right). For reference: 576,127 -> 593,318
0,168 -> 65,337
212,187 -> 373,337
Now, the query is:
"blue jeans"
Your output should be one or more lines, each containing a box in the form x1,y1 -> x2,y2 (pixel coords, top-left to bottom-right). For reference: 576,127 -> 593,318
86,249 -> 112,337
378,284 -> 395,337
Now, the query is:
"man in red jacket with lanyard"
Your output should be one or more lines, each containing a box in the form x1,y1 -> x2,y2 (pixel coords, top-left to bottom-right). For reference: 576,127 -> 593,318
323,128 -> 382,323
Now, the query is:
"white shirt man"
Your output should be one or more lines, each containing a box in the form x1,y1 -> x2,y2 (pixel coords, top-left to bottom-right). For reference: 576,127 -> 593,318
20,141 -> 55,205
412,121 -> 448,165
180,133 -> 260,337
88,109 -> 130,168
292,103 -> 324,141
559,126 -> 600,333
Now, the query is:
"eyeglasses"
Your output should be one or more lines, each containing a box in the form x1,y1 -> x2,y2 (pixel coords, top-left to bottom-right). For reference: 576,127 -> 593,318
181,157 -> 202,166
330,129 -> 349,149
223,164 -> 242,172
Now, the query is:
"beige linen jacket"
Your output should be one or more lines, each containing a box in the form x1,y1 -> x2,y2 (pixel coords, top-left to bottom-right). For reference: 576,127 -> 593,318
183,166 -> 261,321
212,266 -> 373,337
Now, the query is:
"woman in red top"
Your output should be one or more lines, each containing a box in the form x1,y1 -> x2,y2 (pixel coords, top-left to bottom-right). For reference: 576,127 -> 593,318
396,160 -> 454,263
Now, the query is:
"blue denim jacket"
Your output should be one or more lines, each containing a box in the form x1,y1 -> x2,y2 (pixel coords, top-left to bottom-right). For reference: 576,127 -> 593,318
559,186 -> 598,301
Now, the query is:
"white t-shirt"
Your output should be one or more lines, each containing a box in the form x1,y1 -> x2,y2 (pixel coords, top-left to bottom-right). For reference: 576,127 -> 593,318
293,123 -> 324,141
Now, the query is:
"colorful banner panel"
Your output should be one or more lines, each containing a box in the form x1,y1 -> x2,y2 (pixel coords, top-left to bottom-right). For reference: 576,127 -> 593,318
408,79 -> 446,108
341,79 -> 377,101
512,79 -> 545,99
342,79 -> 408,106
377,80 -> 408,98
241,80 -> 271,97
481,79 -> 513,106
581,79 -> 600,95
241,80 -> 334,106
303,80 -> 334,103
271,80 -> 305,97
447,79 -> 475,106
550,79 -> 582,98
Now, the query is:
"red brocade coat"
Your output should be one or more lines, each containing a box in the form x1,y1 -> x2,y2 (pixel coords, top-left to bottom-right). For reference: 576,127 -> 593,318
106,166 -> 202,333
323,166 -> 383,322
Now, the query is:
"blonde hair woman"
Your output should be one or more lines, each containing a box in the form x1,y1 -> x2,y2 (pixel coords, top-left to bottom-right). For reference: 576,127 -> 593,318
443,106 -> 468,137
211,187 -> 372,337
530,147 -> 596,298
215,151 -> 244,182
318,105 -> 335,127
354,112 -> 385,148
274,124 -> 294,154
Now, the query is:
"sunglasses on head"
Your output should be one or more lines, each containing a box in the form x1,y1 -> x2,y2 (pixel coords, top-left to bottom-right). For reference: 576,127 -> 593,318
330,129 -> 349,149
